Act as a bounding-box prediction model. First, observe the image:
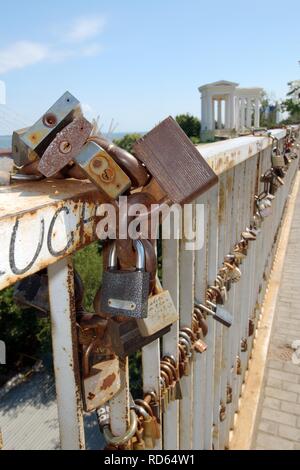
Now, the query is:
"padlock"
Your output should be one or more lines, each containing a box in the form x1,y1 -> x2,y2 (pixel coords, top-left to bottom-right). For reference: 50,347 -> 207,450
73,141 -> 131,199
100,240 -> 150,318
160,362 -> 176,401
179,338 -> 192,375
193,307 -> 208,337
88,134 -> 149,188
208,285 -> 224,305
197,301 -> 233,328
133,116 -> 218,204
271,141 -> 286,169
160,375 -> 169,412
12,127 -> 39,167
162,356 -> 182,400
248,318 -> 255,336
181,326 -> 207,353
132,404 -> 154,449
101,409 -> 138,449
226,385 -> 233,404
219,401 -> 226,422
81,340 -> 121,412
106,317 -> 171,357
137,279 -> 178,337
135,398 -> 160,441
240,337 -> 248,352
37,116 -> 93,176
14,91 -> 81,167
241,229 -> 256,241
236,355 -> 242,375
99,237 -> 157,305
143,391 -> 161,426
223,261 -> 241,283
38,123 -> 132,201
215,276 -> 228,303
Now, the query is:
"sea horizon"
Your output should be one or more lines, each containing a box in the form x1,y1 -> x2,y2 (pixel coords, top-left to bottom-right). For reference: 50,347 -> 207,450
0,131 -> 145,149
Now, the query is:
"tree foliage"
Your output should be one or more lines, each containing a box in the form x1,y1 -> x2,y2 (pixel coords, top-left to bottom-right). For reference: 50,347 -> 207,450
281,81 -> 300,124
113,133 -> 142,153
175,113 -> 201,143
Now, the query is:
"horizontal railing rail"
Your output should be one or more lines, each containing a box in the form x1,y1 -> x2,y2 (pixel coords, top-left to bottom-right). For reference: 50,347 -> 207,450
0,127 -> 299,449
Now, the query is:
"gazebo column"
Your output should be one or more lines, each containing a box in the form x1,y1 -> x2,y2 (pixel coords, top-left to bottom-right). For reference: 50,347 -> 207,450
254,98 -> 260,127
229,93 -> 235,128
225,95 -> 230,129
246,97 -> 252,128
201,94 -> 208,130
217,99 -> 222,129
235,97 -> 240,131
240,97 -> 246,129
207,95 -> 214,130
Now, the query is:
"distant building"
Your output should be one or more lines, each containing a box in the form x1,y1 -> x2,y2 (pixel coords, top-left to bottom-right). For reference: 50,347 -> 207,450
198,80 -> 263,141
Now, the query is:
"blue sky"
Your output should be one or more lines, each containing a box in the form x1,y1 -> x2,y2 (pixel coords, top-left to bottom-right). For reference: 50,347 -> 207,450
0,0 -> 299,132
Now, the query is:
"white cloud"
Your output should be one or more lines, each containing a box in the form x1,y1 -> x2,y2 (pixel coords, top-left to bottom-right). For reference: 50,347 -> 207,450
66,16 -> 105,43
0,41 -> 49,74
0,15 -> 105,75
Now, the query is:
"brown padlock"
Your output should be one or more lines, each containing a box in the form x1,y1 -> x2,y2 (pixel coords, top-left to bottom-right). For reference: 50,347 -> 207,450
133,116 -> 218,204
135,399 -> 161,440
248,318 -> 255,337
105,317 -> 171,358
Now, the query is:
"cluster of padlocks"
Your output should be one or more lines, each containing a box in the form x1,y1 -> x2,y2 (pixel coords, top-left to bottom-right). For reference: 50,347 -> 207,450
5,91 -> 299,449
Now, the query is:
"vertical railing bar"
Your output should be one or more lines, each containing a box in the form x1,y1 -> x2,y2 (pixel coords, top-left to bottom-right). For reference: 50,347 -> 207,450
142,238 -> 162,449
227,161 -> 245,433
220,164 -> 241,447
48,257 -> 85,450
179,203 -> 195,449
218,168 -> 235,449
162,233 -> 180,450
212,171 -> 231,449
230,157 -> 249,425
193,193 -> 208,449
162,233 -> 179,450
203,185 -> 219,449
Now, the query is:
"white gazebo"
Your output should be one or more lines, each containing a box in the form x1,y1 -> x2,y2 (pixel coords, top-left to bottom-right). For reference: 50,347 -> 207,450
198,80 -> 263,141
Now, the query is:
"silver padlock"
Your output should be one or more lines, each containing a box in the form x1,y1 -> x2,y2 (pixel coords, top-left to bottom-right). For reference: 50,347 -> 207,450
100,240 -> 150,318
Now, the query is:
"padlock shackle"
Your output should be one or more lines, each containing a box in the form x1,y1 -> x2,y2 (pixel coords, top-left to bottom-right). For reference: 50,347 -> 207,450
108,239 -> 145,271
103,409 -> 138,446
82,340 -> 97,378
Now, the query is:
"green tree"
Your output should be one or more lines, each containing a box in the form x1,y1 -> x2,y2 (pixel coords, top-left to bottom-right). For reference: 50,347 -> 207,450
281,80 -> 300,124
175,113 -> 201,143
113,133 -> 142,153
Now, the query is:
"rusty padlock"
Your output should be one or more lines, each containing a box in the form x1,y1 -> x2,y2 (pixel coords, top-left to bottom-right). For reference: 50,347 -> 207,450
81,339 -> 121,412
133,116 -> 218,204
13,91 -> 81,167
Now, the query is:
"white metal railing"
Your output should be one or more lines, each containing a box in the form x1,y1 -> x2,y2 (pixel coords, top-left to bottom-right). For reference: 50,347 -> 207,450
0,128 -> 298,450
